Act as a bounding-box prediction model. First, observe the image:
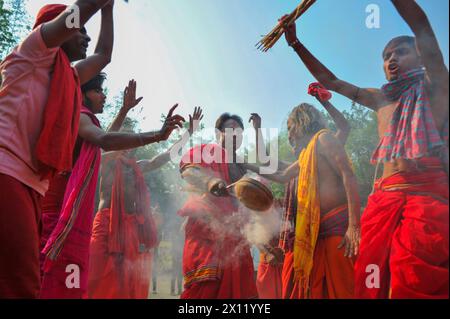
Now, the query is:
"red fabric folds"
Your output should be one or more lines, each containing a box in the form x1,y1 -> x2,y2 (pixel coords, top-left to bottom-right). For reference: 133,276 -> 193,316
40,106 -> 101,299
178,144 -> 258,299
33,4 -> 82,180
355,158 -> 449,299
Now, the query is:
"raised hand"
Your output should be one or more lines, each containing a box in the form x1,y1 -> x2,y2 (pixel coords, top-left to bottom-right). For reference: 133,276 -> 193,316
188,107 -> 204,135
159,104 -> 186,141
122,79 -> 143,113
279,15 -> 298,46
249,113 -> 262,130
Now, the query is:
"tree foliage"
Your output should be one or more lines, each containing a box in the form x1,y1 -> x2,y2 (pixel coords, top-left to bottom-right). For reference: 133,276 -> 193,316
0,0 -> 30,60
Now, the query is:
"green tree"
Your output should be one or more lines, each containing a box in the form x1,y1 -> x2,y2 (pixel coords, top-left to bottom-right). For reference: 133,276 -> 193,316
0,0 -> 30,60
343,105 -> 379,206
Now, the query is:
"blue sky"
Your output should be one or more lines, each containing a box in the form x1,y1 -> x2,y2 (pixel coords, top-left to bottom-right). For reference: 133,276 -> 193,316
26,0 -> 449,132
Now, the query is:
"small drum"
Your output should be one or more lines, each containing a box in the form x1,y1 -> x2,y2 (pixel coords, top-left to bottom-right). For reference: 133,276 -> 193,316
229,177 -> 274,212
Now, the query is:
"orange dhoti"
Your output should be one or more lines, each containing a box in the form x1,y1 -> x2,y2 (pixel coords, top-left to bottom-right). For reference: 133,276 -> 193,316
281,205 -> 354,299
88,209 -> 153,299
256,260 -> 283,299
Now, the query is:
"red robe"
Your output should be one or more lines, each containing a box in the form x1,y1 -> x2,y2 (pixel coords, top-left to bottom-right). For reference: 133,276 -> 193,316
178,144 -> 258,299
88,156 -> 157,299
40,107 -> 101,299
355,158 -> 449,299
256,254 -> 283,299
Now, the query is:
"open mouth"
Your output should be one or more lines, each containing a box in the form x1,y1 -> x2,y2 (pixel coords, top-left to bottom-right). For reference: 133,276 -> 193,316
388,63 -> 400,74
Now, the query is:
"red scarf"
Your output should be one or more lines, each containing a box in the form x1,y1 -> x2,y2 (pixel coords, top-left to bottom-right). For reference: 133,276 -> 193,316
308,82 -> 332,102
33,4 -> 82,180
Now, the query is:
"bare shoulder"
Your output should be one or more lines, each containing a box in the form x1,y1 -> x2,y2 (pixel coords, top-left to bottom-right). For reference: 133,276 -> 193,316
317,131 -> 344,155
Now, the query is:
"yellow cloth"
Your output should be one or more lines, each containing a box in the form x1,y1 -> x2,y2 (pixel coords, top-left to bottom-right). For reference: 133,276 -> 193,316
293,129 -> 329,290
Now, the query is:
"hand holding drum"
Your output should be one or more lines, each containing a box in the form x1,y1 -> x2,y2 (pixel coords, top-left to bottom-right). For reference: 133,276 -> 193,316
209,177 -> 274,212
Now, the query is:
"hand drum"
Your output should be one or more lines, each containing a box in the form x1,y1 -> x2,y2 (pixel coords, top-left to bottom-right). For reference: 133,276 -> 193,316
230,177 -> 274,212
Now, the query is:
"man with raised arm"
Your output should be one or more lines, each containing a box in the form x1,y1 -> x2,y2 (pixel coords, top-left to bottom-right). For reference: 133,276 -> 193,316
253,84 -> 353,300
88,107 -> 203,299
282,0 -> 448,298
39,75 -> 184,299
0,0 -> 119,299
245,86 -> 358,299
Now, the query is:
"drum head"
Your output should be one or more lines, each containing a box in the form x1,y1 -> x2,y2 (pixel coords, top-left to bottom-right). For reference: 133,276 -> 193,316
233,178 -> 274,212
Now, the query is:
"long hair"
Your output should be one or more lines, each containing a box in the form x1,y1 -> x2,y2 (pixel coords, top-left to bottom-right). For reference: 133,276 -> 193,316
287,103 -> 327,140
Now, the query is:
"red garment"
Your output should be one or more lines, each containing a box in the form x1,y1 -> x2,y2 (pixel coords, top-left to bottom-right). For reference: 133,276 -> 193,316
40,107 -> 101,299
355,158 -> 449,299
308,82 -> 332,102
108,157 -> 157,255
88,209 -> 154,299
256,261 -> 283,299
178,144 -> 258,299
88,156 -> 157,299
0,174 -> 41,298
281,205 -> 354,299
33,4 -> 82,180
281,251 -> 300,299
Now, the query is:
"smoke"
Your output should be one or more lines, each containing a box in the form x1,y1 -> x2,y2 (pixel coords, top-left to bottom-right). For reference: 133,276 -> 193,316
243,206 -> 282,248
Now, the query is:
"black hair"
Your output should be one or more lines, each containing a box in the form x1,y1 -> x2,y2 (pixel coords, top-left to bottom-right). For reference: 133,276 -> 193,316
383,36 -> 417,59
81,72 -> 107,94
215,113 -> 244,132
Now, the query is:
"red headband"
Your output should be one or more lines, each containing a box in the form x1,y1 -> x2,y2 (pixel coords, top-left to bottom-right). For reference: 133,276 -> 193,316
33,4 -> 68,29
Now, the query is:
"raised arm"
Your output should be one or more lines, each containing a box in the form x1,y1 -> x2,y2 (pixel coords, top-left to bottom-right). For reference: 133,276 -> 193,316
139,107 -> 204,173
107,79 -> 143,132
249,113 -> 269,160
318,98 -> 350,144
318,132 -> 361,257
282,19 -> 385,110
78,104 -> 185,151
75,2 -> 114,85
308,83 -> 351,144
391,0 -> 448,82
40,0 -> 112,49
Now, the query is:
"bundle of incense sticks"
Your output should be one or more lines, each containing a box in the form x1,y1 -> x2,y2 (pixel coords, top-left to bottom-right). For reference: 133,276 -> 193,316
256,0 -> 317,52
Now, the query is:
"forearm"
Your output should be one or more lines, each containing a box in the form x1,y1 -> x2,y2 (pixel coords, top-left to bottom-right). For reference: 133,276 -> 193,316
94,5 -> 114,61
291,41 -> 339,89
140,152 -> 171,173
107,108 -> 128,132
255,128 -> 269,159
181,167 -> 218,192
320,100 -> 350,143
75,0 -> 111,27
99,131 -> 162,151
391,0 -> 430,34
342,173 -> 361,227
242,163 -> 291,184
